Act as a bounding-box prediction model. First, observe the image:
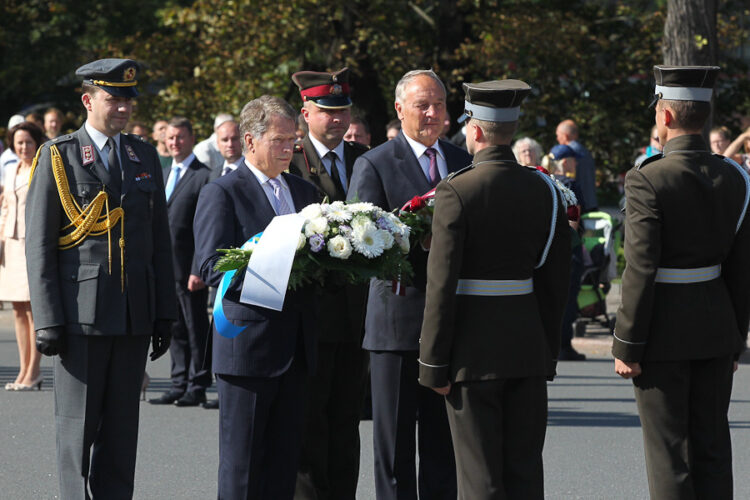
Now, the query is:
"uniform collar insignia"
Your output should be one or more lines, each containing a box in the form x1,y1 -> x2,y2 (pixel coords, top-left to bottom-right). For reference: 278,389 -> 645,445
81,145 -> 95,166
125,144 -> 140,163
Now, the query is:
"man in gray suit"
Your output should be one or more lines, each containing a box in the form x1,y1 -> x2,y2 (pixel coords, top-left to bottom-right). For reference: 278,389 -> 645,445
348,69 -> 472,500
26,58 -> 176,499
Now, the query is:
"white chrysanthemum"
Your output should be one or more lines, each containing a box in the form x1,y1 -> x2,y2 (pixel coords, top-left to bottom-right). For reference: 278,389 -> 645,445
304,216 -> 330,237
300,203 -> 323,220
327,235 -> 353,260
347,202 -> 375,214
296,233 -> 306,251
396,234 -> 410,253
351,222 -> 386,258
379,229 -> 394,250
350,214 -> 373,231
326,201 -> 352,223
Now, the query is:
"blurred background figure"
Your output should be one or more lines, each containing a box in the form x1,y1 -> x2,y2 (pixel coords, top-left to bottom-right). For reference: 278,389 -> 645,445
634,125 -> 661,166
0,115 -> 25,176
709,125 -> 732,155
385,118 -> 400,141
152,119 -> 171,167
1,122 -> 44,390
449,114 -> 468,150
194,113 -> 233,172
43,108 -> 64,139
24,112 -> 43,131
723,126 -> 750,171
512,136 -> 544,166
344,112 -> 372,146
296,113 -> 309,143
556,119 -> 597,212
126,120 -> 151,141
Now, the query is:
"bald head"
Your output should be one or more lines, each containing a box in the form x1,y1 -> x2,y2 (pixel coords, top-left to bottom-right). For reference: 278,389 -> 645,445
556,119 -> 578,145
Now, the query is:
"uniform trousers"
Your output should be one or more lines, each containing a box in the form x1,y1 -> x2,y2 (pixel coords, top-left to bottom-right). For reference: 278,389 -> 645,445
54,333 -> 150,500
295,340 -> 366,500
633,355 -> 734,500
445,376 -> 547,500
370,350 -> 456,500
216,351 -> 308,500
170,283 -> 210,393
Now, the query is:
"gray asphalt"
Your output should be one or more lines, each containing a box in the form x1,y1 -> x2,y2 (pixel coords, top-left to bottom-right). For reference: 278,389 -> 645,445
2,293 -> 750,499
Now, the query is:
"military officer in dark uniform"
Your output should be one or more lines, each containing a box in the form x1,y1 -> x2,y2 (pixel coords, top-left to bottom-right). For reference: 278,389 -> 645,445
288,67 -> 369,500
613,66 -> 750,499
26,58 -> 176,499
418,80 -> 571,500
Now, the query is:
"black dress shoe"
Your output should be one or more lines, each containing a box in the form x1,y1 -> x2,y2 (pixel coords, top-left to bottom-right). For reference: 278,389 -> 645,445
175,391 -> 207,407
558,347 -> 587,361
148,390 -> 184,405
202,399 -> 219,410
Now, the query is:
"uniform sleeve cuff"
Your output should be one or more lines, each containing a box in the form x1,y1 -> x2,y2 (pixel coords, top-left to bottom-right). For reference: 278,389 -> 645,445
611,336 -> 645,362
418,361 -> 449,388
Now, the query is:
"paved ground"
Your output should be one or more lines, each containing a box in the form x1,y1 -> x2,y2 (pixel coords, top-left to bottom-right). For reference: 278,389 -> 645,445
3,286 -> 750,499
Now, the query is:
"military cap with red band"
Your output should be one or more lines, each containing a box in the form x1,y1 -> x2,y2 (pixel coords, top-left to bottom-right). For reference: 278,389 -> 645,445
292,67 -> 352,109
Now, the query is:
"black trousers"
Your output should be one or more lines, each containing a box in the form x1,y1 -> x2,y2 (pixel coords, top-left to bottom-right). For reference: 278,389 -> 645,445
216,353 -> 308,500
633,356 -> 734,500
370,350 -> 456,500
561,244 -> 583,349
54,334 -> 150,500
446,376 -> 547,500
170,282 -> 210,393
295,340 -> 366,500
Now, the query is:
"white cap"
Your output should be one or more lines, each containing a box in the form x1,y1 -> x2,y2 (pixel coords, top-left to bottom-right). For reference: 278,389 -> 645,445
7,114 -> 24,128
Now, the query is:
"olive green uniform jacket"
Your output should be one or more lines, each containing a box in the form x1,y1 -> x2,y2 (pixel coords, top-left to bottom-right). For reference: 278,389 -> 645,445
613,134 -> 750,362
418,145 -> 571,387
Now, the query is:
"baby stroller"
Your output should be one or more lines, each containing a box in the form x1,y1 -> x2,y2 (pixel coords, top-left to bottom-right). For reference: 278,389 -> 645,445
574,211 -> 621,336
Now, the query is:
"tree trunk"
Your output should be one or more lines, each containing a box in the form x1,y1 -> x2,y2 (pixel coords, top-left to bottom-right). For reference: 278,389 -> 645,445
663,0 -> 718,65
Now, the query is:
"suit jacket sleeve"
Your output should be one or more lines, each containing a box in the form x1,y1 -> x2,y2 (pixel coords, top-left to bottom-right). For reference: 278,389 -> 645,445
25,144 -> 66,329
532,194 -> 572,376
612,169 -> 661,361
190,171 -> 211,278
722,199 -> 750,355
419,181 -> 465,387
148,147 -> 177,320
347,155 -> 388,208
194,181 -> 234,288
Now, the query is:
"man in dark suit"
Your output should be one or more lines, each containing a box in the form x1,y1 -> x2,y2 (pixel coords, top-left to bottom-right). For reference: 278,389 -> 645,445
26,58 -> 176,499
348,69 -> 472,500
213,117 -> 244,179
288,68 -> 369,500
149,117 -> 212,407
614,66 -> 750,499
193,95 -> 321,499
419,80 -> 571,499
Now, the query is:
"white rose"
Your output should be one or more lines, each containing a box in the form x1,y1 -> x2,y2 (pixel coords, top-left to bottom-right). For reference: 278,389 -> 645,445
304,216 -> 329,237
300,203 -> 323,220
296,233 -> 306,251
379,229 -> 394,250
327,235 -> 353,259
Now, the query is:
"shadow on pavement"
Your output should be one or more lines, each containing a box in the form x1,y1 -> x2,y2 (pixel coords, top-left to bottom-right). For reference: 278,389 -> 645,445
547,408 -> 641,427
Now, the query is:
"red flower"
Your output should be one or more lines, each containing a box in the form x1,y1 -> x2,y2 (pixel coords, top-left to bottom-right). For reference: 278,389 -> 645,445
406,196 -> 425,211
567,205 -> 580,222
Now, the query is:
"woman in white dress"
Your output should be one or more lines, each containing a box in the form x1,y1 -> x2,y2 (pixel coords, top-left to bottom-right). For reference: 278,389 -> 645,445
1,122 -> 44,391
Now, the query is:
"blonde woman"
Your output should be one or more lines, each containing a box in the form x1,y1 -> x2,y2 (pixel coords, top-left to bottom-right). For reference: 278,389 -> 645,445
1,122 -> 44,391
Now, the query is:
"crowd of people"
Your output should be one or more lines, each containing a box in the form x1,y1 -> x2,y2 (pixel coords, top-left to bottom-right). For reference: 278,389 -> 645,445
4,57 -> 750,500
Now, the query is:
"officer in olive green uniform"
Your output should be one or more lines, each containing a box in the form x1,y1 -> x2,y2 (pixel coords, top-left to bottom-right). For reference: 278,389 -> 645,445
613,66 -> 750,499
418,80 -> 571,500
288,68 -> 369,500
26,59 -> 176,499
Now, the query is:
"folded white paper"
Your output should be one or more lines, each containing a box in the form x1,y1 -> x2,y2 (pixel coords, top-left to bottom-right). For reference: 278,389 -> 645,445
240,214 -> 305,311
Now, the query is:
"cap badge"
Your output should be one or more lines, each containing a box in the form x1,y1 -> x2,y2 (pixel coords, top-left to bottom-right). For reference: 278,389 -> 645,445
330,84 -> 343,95
123,67 -> 136,81
81,145 -> 95,166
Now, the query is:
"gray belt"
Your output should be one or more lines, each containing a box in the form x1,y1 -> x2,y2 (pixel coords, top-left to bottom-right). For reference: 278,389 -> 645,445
456,278 -> 533,296
654,265 -> 721,284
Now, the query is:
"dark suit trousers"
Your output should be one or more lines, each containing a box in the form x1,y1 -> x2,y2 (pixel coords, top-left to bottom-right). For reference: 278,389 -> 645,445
633,356 -> 734,500
54,333 -> 150,500
216,352 -> 308,500
295,340 -> 367,500
370,350 -> 456,500
170,282 -> 210,393
445,377 -> 547,500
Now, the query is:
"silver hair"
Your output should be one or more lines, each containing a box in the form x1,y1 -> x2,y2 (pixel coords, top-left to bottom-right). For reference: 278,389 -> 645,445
511,137 -> 544,166
394,69 -> 446,104
239,96 -> 296,142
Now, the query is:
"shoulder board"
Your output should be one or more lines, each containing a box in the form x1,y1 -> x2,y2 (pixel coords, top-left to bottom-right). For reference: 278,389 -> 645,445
124,133 -> 148,143
50,134 -> 74,145
635,153 -> 663,170
345,140 -> 370,151
445,164 -> 474,182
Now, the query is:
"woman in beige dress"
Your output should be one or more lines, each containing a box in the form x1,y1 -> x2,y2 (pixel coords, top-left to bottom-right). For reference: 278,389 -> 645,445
2,122 -> 44,391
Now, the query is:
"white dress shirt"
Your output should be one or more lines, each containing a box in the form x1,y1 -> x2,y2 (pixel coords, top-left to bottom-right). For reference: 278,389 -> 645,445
244,160 -> 296,215
221,157 -> 244,176
402,133 -> 448,182
309,135 -> 348,191
85,121 -> 122,171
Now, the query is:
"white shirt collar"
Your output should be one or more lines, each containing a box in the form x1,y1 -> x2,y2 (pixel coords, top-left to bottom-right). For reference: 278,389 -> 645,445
84,121 -> 120,152
402,132 -> 444,161
223,156 -> 243,171
171,152 -> 195,170
244,159 -> 289,189
308,134 -> 345,162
